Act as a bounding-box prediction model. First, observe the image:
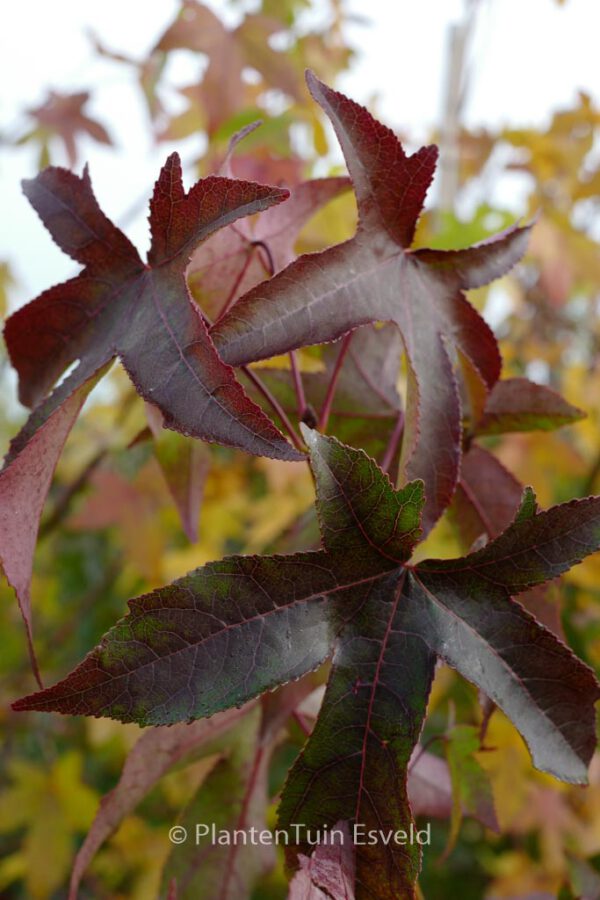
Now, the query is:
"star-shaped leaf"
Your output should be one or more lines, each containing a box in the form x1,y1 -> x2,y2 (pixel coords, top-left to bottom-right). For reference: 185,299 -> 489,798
13,431 -> 600,898
1,153 -> 303,679
212,72 -> 532,531
4,153 -> 300,461
19,90 -> 112,167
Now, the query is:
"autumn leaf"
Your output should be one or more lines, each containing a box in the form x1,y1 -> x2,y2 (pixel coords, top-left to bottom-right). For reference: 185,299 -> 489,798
0,153 -> 303,678
472,377 -> 585,436
19,90 -> 112,167
189,172 -> 350,322
287,821 -> 355,900
212,71 -> 532,531
3,154 -> 301,461
13,430 -> 600,897
154,1 -> 303,136
68,704 -> 256,900
0,364 -> 109,686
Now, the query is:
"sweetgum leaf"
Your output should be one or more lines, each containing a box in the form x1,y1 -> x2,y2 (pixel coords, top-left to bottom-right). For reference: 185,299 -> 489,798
4,153 -> 301,462
12,553 -> 337,724
13,432 -> 600,897
154,1 -> 303,136
451,446 -> 564,635
279,569 -> 437,900
68,703 -> 256,900
0,363 -> 109,686
160,707 -> 275,900
474,377 -> 585,435
213,71 -> 532,530
22,90 -> 112,167
288,821 -> 355,900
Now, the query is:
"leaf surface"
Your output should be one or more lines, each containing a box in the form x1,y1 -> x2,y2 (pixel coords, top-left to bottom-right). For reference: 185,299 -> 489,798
68,703 -> 256,900
474,377 -> 585,435
189,175 -> 350,322
213,72 -> 532,529
0,364 -> 108,685
13,432 -> 600,897
4,153 -> 301,462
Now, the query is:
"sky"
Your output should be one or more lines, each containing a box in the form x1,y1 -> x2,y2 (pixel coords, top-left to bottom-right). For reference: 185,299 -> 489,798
0,0 -> 597,311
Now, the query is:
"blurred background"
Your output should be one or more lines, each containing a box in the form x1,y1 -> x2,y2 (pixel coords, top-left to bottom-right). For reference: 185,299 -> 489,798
1,1 -> 599,897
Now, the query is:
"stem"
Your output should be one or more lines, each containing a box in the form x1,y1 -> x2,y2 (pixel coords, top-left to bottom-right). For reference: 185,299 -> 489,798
252,239 -> 275,278
318,331 -> 354,431
241,365 -> 304,453
235,238 -> 307,449
289,351 -> 307,420
213,244 -> 256,324
380,411 -> 405,475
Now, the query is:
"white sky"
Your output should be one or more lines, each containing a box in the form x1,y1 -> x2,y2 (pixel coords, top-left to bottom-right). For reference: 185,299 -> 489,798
0,0 -> 597,310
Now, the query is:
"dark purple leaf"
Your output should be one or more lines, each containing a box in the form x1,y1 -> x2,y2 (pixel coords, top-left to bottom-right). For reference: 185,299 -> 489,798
4,153 -> 301,462
14,431 -> 600,897
0,364 -> 108,685
213,72 -> 532,530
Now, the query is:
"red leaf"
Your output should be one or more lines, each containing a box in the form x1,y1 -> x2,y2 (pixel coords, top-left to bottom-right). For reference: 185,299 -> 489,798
213,72 -> 532,531
474,377 -> 585,435
189,174 -> 350,322
23,90 -> 112,166
4,154 -> 301,462
68,703 -> 256,900
0,364 -> 107,686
